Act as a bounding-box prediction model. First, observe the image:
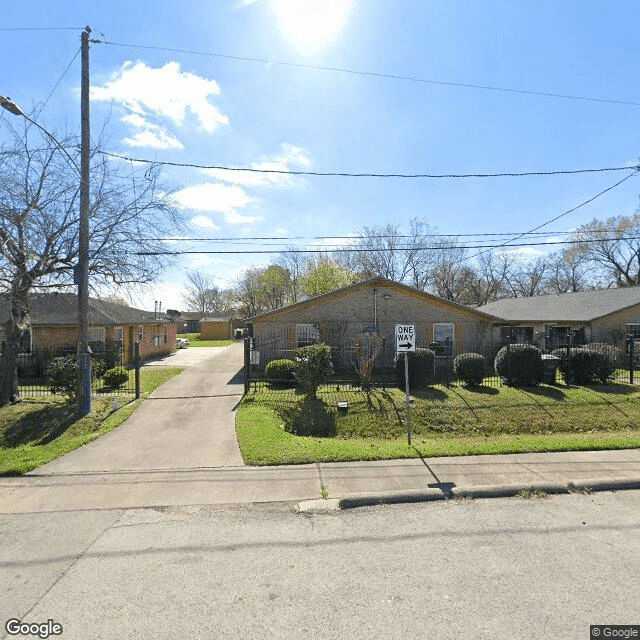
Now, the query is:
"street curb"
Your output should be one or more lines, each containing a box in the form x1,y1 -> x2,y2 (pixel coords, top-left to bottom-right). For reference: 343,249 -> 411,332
319,477 -> 640,511
451,481 -> 568,499
567,477 -> 640,493
338,488 -> 446,509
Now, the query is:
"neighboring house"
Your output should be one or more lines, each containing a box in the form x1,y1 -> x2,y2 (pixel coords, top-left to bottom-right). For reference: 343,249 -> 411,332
0,292 -> 177,364
176,311 -> 203,334
200,316 -> 244,340
477,287 -> 640,351
247,277 -> 499,369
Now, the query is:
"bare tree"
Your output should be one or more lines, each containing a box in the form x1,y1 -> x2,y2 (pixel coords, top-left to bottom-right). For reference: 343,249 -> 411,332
182,271 -> 222,316
544,247 -> 592,294
506,256 -> 550,297
0,120 -> 179,404
569,213 -> 640,287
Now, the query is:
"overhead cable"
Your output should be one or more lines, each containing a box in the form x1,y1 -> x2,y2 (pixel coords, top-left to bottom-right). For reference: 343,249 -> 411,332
99,151 -> 638,180
97,39 -> 640,108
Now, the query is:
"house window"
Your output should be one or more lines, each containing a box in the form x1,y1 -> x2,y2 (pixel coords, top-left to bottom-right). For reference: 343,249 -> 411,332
88,327 -> 106,343
296,324 -> 320,347
18,329 -> 32,353
163,327 -> 168,344
433,323 -> 454,356
137,326 -> 144,342
501,326 -> 534,344
627,324 -> 640,340
114,327 -> 123,343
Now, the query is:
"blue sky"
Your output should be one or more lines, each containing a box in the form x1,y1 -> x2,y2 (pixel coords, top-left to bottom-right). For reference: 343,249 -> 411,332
1,1 -> 639,310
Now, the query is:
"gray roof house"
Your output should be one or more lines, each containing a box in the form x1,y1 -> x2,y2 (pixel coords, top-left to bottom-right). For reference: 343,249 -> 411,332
477,287 -> 640,350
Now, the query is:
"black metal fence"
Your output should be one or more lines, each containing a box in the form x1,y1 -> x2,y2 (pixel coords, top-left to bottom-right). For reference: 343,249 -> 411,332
0,341 -> 138,399
244,335 -> 639,393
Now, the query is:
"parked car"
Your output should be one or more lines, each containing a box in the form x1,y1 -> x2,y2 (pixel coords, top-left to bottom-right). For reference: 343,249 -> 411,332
176,338 -> 190,349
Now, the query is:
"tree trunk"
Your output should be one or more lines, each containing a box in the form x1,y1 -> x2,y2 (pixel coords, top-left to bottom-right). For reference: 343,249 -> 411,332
1,283 -> 31,405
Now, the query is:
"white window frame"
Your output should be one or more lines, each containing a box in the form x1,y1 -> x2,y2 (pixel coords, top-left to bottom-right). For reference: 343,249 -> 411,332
296,323 -> 320,348
433,323 -> 455,355
137,325 -> 144,342
114,326 -> 123,343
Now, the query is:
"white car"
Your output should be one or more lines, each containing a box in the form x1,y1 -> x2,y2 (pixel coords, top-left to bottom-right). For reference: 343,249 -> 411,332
176,338 -> 190,349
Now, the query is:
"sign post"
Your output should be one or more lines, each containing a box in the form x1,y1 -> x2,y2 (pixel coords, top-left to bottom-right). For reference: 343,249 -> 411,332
395,325 -> 415,445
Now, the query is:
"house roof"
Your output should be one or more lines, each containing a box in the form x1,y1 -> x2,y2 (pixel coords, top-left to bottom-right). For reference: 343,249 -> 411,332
477,287 -> 640,322
248,276 -> 500,322
0,292 -> 170,326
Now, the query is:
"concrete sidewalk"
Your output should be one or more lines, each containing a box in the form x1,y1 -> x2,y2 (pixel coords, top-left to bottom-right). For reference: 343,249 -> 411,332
0,448 -> 638,513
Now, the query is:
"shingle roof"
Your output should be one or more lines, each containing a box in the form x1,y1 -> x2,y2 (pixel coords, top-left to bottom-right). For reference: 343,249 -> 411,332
248,276 -> 500,322
0,292 -> 168,326
477,287 -> 640,322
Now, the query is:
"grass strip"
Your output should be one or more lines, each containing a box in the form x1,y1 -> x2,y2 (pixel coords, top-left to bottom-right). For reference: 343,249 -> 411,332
0,366 -> 184,475
235,382 -> 640,465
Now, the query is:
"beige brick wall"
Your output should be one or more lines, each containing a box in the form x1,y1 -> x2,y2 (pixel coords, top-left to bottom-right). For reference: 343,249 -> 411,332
201,321 -> 230,340
251,281 -> 495,367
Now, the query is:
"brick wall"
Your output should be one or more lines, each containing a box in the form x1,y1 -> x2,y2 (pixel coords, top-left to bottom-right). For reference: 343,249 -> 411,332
251,281 -> 496,367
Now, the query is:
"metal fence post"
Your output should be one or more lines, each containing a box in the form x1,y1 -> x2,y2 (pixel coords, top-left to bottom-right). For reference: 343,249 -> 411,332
244,337 -> 250,394
629,334 -> 635,385
565,340 -> 571,388
134,341 -> 141,399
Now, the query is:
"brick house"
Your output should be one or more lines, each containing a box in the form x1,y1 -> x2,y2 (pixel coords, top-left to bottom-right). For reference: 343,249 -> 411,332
200,316 -> 245,340
246,277 -> 500,370
0,292 -> 177,364
477,287 -> 640,351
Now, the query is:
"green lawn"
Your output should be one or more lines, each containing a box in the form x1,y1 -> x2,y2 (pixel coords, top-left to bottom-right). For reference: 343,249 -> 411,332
0,366 -> 184,475
181,333 -> 235,348
235,382 -> 640,465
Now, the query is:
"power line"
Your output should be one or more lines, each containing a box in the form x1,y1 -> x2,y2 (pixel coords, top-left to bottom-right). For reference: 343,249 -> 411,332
134,235 -> 640,256
467,170 -> 639,261
34,46 -> 81,119
100,151 -> 637,179
0,27 -> 84,31
97,39 -> 640,108
154,231 -> 584,243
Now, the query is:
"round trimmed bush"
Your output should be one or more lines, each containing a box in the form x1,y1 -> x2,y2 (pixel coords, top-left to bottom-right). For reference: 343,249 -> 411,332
46,356 -> 78,398
554,343 -> 617,384
265,358 -> 298,387
103,366 -> 130,389
494,344 -> 543,386
394,348 -> 435,389
453,352 -> 486,386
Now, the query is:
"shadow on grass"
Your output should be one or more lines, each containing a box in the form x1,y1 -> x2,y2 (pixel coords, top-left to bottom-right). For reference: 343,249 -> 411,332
458,384 -> 499,395
277,396 -> 337,437
581,383 -> 639,395
1,402 -> 77,447
516,385 -> 568,401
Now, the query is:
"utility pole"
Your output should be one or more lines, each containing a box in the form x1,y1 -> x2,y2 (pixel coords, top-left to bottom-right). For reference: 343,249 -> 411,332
77,26 -> 92,416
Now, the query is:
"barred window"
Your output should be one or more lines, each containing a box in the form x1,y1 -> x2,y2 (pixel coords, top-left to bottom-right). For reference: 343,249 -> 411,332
296,324 -> 320,347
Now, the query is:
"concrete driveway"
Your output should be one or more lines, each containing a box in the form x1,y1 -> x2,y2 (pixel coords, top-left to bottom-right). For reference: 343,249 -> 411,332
34,343 -> 245,474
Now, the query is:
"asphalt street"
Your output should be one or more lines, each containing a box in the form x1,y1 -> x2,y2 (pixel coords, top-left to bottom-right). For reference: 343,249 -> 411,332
1,491 -> 638,640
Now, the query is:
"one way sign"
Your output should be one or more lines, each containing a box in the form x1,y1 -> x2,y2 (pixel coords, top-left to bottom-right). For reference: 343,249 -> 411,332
395,324 -> 415,352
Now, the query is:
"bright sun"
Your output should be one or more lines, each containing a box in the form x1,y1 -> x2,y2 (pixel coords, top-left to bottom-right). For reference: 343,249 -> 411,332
274,0 -> 351,50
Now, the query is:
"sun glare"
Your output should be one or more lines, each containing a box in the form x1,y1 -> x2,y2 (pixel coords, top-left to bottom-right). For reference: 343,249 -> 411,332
274,0 -> 351,50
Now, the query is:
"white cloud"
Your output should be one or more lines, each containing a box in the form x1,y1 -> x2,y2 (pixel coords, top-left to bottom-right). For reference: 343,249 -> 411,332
202,142 -> 311,187
190,215 -> 221,230
92,61 -> 229,149
174,183 -> 255,214
223,211 -> 263,224
122,129 -> 184,150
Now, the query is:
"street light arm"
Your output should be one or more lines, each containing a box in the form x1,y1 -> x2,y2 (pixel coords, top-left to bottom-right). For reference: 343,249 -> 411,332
0,94 -> 80,175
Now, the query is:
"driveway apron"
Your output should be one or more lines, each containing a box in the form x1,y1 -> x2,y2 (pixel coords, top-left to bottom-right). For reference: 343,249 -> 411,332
34,344 -> 245,474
